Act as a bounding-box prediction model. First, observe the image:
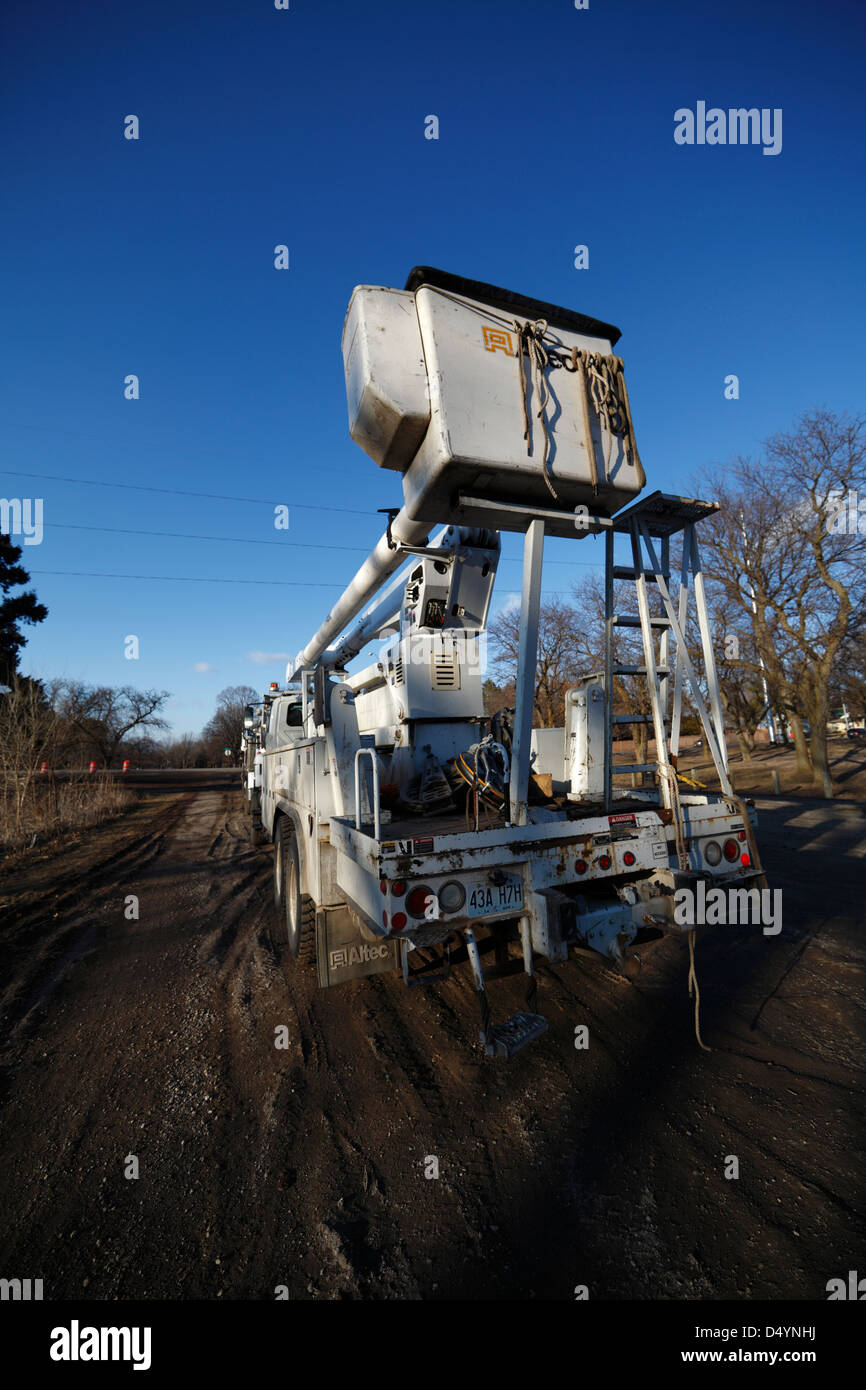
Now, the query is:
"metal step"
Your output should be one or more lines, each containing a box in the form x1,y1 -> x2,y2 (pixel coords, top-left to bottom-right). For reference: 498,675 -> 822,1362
613,664 -> 669,676
612,713 -> 659,724
614,763 -> 659,774
612,615 -> 672,628
612,566 -> 668,582
482,1011 -> 548,1059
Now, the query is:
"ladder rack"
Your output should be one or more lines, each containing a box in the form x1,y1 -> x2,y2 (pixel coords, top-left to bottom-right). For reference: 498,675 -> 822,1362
603,491 -> 732,812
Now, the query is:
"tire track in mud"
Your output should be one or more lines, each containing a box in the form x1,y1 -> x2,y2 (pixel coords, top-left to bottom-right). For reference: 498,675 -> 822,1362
0,805 -> 187,1056
192,790 -> 866,1299
0,780 -> 863,1300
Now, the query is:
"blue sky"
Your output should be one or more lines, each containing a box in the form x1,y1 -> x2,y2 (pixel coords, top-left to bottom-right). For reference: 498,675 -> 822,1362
2,0 -> 864,735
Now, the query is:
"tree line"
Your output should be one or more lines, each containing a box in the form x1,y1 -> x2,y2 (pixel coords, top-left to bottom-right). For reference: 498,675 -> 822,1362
0,679 -> 260,773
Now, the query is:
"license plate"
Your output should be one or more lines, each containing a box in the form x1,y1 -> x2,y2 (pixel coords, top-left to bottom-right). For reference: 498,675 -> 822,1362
467,878 -> 524,917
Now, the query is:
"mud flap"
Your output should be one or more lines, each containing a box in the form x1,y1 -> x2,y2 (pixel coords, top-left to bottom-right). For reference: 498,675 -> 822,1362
317,906 -> 400,988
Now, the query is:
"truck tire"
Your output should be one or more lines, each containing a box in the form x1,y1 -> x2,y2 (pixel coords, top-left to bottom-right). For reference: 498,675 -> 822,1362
272,818 -> 316,964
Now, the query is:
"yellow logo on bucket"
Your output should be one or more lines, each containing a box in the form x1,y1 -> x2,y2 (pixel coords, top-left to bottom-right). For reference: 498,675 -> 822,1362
481,326 -> 515,355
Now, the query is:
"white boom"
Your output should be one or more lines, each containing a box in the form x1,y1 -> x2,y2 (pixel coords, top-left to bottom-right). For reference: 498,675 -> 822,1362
289,507 -> 430,680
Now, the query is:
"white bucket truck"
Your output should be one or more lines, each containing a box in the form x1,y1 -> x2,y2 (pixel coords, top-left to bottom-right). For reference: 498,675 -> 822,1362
253,267 -> 763,1057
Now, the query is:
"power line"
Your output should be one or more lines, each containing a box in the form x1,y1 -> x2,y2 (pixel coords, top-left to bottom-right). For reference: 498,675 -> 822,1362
0,467 -> 378,516
1,431 -> 606,565
44,522 -> 370,553
29,569 -> 349,587
40,520 -> 601,565
29,567 -> 578,593
3,461 -> 603,567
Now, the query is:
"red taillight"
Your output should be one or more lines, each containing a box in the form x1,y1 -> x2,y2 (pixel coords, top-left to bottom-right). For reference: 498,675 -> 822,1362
598,854 -> 611,870
623,851 -> 636,867
406,885 -> 434,919
723,839 -> 738,862
740,852 -> 751,867
391,912 -> 407,931
382,911 -> 388,927
392,881 -> 406,896
737,831 -> 747,842
575,859 -> 587,875
379,879 -> 387,895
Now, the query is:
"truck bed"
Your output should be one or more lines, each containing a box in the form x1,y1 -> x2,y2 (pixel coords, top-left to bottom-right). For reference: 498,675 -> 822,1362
377,794 -> 662,843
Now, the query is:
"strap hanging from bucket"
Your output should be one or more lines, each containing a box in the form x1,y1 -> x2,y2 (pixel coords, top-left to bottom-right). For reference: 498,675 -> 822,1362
513,318 -> 558,500
569,346 -> 647,493
512,318 -> 646,503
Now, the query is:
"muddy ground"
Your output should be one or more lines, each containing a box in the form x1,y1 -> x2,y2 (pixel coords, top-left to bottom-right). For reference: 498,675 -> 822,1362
0,766 -> 863,1300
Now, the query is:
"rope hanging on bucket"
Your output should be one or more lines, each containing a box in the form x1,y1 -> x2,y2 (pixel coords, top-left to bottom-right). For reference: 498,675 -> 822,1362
568,346 -> 646,493
511,321 -> 647,502
513,318 -> 558,500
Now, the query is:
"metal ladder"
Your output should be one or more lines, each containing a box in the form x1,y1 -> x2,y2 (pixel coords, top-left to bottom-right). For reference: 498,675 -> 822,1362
603,491 -> 733,812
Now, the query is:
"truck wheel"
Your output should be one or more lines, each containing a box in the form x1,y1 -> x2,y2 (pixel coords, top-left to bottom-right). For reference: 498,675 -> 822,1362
273,817 -> 289,914
298,898 -> 317,965
273,819 -> 316,963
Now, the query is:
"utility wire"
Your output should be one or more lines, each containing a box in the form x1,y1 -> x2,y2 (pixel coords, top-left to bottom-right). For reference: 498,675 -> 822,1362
2,434 -> 606,563
29,567 -> 579,593
43,522 -> 370,553
38,520 -> 601,565
4,462 -> 604,565
0,467 -> 377,516
29,569 -> 348,587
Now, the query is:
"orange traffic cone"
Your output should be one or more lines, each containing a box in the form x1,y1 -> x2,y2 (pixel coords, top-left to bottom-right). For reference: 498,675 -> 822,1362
89,761 -> 97,774
39,761 -> 49,775
122,760 -> 130,773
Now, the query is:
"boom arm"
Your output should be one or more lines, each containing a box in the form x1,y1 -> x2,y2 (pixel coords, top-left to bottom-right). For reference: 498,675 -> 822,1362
289,516 -> 500,681
289,507 -> 430,680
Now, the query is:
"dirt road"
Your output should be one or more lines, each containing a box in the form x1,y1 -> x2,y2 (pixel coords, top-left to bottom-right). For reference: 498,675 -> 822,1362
0,773 -> 863,1300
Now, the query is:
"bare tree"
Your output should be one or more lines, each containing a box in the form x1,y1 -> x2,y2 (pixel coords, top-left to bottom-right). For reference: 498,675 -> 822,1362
0,677 -> 59,841
201,685 -> 260,762
698,408 -> 866,797
55,683 -> 171,768
487,598 -> 583,728
689,579 -> 768,761
830,621 -> 866,720
164,731 -> 204,768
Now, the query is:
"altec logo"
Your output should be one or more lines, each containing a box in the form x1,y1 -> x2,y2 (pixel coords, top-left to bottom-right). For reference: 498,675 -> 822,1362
482,325 -> 515,355
330,943 -> 388,969
50,1321 -> 152,1371
826,1271 -> 866,1300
